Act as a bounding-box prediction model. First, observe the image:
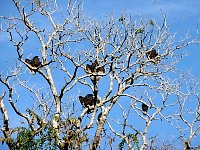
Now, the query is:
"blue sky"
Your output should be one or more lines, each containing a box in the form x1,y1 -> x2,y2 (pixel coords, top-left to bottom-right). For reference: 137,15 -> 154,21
82,0 -> 200,74
0,0 -> 200,149
0,0 -> 199,74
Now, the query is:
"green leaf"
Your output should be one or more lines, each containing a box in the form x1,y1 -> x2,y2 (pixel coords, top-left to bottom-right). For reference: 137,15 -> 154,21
135,28 -> 143,34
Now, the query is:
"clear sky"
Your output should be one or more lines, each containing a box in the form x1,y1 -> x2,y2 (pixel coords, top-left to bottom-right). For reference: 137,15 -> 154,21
0,0 -> 200,149
82,0 -> 200,74
0,0 -> 200,75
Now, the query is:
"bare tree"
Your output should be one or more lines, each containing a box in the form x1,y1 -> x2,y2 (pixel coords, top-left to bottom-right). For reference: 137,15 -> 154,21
160,73 -> 200,150
0,0 -> 199,149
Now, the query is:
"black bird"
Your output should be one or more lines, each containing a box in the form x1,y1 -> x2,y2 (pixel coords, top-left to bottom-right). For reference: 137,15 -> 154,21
86,60 -> 99,74
142,103 -> 148,115
3,120 -> 9,131
25,58 -> 32,65
79,94 -> 100,113
32,56 -> 41,67
146,49 -> 158,60
86,60 -> 99,73
79,94 -> 94,108
92,66 -> 106,84
86,60 -> 105,84
25,56 -> 41,68
86,64 -> 95,74
92,60 -> 99,68
96,66 -> 105,74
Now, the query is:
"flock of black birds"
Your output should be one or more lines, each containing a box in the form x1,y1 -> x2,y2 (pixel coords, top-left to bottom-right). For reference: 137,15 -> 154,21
80,60 -> 105,113
25,49 -> 159,115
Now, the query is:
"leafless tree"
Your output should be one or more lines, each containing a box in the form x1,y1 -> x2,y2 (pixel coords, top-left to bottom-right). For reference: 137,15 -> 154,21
0,0 -> 199,149
160,73 -> 200,150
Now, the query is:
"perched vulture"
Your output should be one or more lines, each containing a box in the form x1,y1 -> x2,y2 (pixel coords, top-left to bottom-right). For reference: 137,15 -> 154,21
3,120 -> 9,131
85,60 -> 105,84
96,66 -> 105,74
32,56 -> 41,67
91,66 -> 106,84
92,60 -> 99,68
142,103 -> 148,115
86,64 -> 95,74
25,58 -> 33,65
79,94 -> 94,108
79,94 -> 100,113
86,60 -> 99,73
25,56 -> 42,68
146,49 -> 158,60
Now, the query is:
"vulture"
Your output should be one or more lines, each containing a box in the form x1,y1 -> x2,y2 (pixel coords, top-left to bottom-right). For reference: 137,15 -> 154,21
96,66 -> 105,74
25,56 -> 42,68
146,49 -> 158,59
146,49 -> 161,64
79,94 -> 100,113
32,56 -> 41,67
25,58 -> 33,65
142,103 -> 148,115
86,60 -> 99,74
85,60 -> 105,84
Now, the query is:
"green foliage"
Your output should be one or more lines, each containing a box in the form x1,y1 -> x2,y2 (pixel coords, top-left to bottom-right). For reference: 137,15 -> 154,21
15,127 -> 36,149
0,137 -> 13,146
118,134 -> 140,150
60,118 -> 88,149
42,125 -> 58,149
127,134 -> 140,150
135,28 -> 144,34
3,123 -> 59,150
119,138 -> 126,150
